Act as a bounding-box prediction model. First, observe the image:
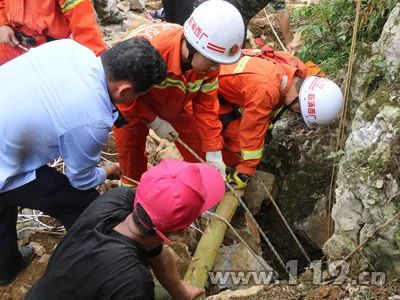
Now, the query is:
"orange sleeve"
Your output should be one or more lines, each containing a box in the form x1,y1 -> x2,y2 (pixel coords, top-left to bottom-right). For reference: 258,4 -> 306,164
59,0 -> 107,55
116,96 -> 157,125
236,79 -> 280,175
192,73 -> 224,152
0,0 -> 9,26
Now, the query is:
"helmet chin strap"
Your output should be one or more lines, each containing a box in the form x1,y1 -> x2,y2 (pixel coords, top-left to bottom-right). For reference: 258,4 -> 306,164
185,38 -> 197,65
270,96 -> 299,124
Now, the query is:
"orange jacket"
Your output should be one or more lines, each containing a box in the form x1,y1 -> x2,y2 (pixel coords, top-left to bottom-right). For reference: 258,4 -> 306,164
118,23 -> 223,152
218,55 -> 302,175
0,0 -> 106,55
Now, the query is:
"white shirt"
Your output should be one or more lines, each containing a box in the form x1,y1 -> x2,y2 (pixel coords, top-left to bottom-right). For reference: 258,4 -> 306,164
0,39 -> 117,192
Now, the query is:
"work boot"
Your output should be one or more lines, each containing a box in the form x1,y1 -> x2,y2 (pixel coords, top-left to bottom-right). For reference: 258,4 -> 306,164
0,246 -> 35,286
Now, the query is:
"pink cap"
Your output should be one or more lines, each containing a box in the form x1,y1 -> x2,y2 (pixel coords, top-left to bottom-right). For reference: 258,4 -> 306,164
134,159 -> 225,243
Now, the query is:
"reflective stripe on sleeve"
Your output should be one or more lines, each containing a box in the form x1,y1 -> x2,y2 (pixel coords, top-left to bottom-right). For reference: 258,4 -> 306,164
154,78 -> 186,93
187,79 -> 204,92
61,0 -> 86,12
233,56 -> 250,74
200,78 -> 218,93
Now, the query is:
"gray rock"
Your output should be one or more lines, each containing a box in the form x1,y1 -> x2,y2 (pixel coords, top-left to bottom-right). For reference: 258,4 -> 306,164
213,243 -> 277,290
29,241 -> 46,256
323,4 -> 400,279
243,171 -> 276,214
372,4 -> 400,81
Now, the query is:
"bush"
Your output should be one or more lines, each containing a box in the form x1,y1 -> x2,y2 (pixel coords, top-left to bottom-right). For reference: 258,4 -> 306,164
293,0 -> 398,74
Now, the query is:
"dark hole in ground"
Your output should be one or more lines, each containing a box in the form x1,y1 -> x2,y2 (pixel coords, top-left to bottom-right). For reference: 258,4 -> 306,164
254,199 -> 324,280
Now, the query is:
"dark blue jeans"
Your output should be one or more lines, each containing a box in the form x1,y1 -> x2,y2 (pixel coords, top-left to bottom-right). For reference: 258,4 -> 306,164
0,166 -> 98,281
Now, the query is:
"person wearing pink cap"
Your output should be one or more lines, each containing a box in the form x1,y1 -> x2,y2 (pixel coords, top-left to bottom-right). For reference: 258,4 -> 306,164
25,159 -> 225,300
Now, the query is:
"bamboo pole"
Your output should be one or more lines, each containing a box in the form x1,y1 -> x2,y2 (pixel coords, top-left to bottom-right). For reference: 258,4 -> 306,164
184,190 -> 244,289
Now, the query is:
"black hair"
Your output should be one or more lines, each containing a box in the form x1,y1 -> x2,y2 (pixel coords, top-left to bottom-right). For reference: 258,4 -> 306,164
101,37 -> 167,93
132,203 -> 156,236
296,77 -> 305,92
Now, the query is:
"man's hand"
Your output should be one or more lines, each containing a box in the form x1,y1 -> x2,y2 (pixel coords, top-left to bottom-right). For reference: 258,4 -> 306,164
0,25 -> 19,47
180,281 -> 205,300
103,163 -> 122,180
226,171 -> 251,190
149,116 -> 179,142
206,151 -> 226,178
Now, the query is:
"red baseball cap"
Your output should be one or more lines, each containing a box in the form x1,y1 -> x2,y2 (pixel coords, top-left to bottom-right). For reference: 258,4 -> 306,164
134,159 -> 225,243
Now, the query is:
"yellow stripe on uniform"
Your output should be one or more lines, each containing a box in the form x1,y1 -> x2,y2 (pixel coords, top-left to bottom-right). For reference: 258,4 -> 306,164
187,79 -> 204,93
200,78 -> 218,93
154,78 -> 186,93
61,0 -> 86,12
233,56 -> 250,74
241,148 -> 263,160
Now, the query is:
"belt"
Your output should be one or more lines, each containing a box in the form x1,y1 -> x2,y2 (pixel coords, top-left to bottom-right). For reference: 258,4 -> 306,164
15,31 -> 56,47
218,94 -> 242,127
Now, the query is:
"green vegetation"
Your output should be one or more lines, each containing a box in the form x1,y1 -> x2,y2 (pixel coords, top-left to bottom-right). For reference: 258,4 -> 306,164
293,0 -> 397,74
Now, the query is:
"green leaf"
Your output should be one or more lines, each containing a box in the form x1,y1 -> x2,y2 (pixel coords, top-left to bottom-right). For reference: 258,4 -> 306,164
296,24 -> 312,34
374,61 -> 387,68
312,25 -> 323,38
327,149 -> 345,160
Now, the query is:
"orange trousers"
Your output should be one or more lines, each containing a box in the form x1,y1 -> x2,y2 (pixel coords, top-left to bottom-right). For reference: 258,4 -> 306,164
221,118 -> 260,175
114,110 -> 206,181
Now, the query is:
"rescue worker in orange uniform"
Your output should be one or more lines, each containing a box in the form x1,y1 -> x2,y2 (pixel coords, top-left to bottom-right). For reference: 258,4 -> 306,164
218,54 -> 344,189
114,0 -> 245,183
0,0 -> 106,65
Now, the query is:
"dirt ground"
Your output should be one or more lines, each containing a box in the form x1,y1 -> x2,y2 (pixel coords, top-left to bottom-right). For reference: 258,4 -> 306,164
0,233 -> 62,300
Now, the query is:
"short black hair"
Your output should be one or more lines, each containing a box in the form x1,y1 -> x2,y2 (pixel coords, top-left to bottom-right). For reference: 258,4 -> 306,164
296,77 -> 305,92
132,203 -> 156,236
101,37 -> 167,93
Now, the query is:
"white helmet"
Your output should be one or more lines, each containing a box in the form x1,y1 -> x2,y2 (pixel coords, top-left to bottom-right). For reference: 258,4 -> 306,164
299,76 -> 344,128
183,0 -> 245,64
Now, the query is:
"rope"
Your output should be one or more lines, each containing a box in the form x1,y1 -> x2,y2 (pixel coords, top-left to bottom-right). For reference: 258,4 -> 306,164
221,144 -> 310,262
176,138 -> 291,275
121,175 -> 139,185
343,210 -> 400,262
17,210 -> 65,235
263,8 -> 287,52
327,0 -> 362,239
256,177 -> 311,262
204,211 -> 276,276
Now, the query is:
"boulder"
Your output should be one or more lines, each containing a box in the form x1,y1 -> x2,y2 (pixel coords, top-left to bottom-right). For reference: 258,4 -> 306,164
212,243 -> 276,290
323,4 -> 400,279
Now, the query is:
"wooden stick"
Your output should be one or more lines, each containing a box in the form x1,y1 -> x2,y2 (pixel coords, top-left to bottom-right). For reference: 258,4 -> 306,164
121,175 -> 139,185
176,138 -> 205,163
327,0 -> 363,239
343,210 -> 400,262
263,8 -> 287,51
16,44 -> 29,52
177,137 -> 289,275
